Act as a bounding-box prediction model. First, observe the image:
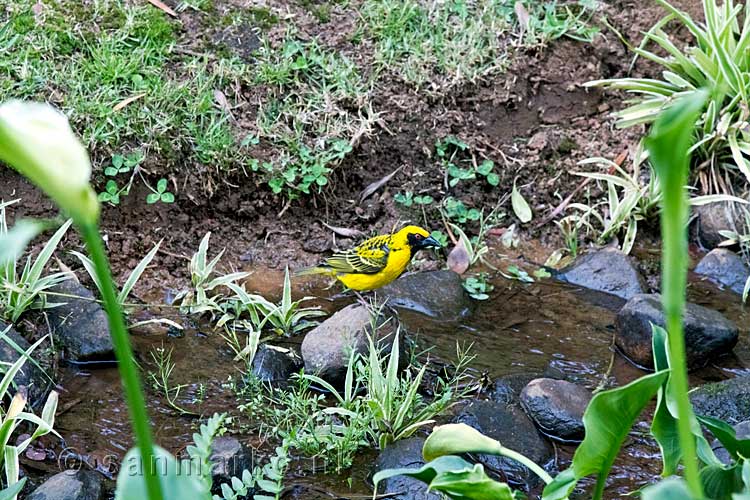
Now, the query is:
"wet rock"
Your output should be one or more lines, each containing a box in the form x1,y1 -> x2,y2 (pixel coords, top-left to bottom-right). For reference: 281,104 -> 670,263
210,436 -> 254,488
373,437 -> 441,500
694,202 -> 740,249
0,321 -> 48,403
711,420 -> 750,464
455,400 -> 552,489
615,294 -> 738,369
490,373 -> 541,405
378,270 -> 473,321
557,247 -> 645,300
251,344 -> 303,385
691,377 -> 750,424
27,470 -> 102,500
301,304 -> 400,385
695,248 -> 750,295
520,378 -> 591,441
45,281 -> 114,361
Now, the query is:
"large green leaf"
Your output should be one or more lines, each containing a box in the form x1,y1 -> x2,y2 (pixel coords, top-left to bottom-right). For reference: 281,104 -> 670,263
699,416 -> 750,462
701,463 -> 743,500
542,370 -> 668,500
115,446 -> 209,500
0,478 -> 26,500
373,455 -> 520,500
641,477 -> 694,500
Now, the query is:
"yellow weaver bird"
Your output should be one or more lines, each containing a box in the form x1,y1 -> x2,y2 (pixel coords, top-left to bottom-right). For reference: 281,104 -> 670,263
297,225 -> 442,291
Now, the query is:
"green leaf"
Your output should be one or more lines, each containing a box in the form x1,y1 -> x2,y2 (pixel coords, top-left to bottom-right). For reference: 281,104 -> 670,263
542,370 -> 668,500
105,167 -> 118,176
115,446 -> 209,500
701,463 -> 743,500
112,154 -> 124,168
698,416 -> 750,462
641,477 -> 695,500
161,192 -> 175,203
430,463 -> 518,500
511,179 -> 532,223
0,219 -> 49,266
157,178 -> 168,193
486,172 -> 500,186
373,455 -> 476,489
146,193 -> 160,204
0,477 -> 26,500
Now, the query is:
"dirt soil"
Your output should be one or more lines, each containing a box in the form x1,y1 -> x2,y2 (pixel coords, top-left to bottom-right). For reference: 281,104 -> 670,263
1,0 -> 701,299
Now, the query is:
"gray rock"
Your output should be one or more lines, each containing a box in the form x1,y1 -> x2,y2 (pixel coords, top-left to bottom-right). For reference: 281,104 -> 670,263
27,470 -> 102,500
251,344 -> 303,385
711,420 -> 750,465
520,378 -> 591,441
691,377 -> 750,424
0,321 -> 48,403
490,373 -> 541,405
378,270 -> 473,321
209,436 -> 254,489
695,248 -> 750,295
45,281 -> 114,361
694,202 -> 741,249
615,294 -> 738,369
455,400 -> 552,489
373,437 -> 441,500
301,304 -> 400,385
557,247 -> 645,300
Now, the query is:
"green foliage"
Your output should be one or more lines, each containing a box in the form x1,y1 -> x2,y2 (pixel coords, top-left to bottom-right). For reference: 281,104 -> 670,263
1,0 -> 244,175
0,203 -> 71,323
442,197 -> 481,224
72,239 -> 162,309
105,151 -> 143,177
149,345 -> 196,416
251,33 -> 373,199
394,191 -> 434,207
0,330 -> 58,499
586,0 -> 750,192
146,179 -> 175,204
462,273 -> 494,300
176,232 -> 250,316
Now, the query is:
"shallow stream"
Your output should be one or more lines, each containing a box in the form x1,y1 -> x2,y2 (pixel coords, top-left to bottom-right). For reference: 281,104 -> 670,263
46,257 -> 750,499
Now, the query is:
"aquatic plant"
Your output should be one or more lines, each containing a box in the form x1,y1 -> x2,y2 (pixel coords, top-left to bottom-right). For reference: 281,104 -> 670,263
0,327 -> 58,500
374,91 -> 750,499
0,201 -> 72,323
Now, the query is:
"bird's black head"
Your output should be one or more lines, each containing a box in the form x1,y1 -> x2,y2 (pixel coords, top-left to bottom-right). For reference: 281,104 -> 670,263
406,231 -> 442,251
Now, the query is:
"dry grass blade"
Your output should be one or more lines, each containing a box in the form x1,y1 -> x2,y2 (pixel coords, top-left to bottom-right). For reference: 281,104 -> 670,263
321,222 -> 365,238
359,166 -> 403,204
113,93 -> 146,112
146,0 -> 177,17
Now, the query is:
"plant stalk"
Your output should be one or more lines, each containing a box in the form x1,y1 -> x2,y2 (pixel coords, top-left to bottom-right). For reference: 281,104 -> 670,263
660,186 -> 703,497
79,223 -> 163,500
500,446 -> 554,484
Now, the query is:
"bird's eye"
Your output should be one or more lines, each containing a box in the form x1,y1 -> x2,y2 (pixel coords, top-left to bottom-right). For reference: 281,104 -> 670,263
415,234 -> 423,240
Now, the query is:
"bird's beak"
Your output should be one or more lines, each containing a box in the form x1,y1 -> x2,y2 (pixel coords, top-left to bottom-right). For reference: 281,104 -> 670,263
421,235 -> 442,249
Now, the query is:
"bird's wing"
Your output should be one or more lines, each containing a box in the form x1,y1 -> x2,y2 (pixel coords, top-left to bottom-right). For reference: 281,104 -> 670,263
324,234 -> 391,274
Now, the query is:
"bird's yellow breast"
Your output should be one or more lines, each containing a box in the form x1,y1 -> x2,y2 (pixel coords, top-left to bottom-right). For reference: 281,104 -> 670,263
335,245 -> 411,291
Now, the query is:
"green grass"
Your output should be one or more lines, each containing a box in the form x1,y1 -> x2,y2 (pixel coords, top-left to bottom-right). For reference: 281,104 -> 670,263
249,31 -> 376,198
1,0 -> 245,175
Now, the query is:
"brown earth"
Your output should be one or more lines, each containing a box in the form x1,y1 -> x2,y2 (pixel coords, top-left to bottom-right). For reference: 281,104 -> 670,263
1,0 -> 701,299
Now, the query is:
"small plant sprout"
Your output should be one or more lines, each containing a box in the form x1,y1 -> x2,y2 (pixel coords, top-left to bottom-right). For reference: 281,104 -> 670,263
72,239 -> 162,309
98,180 -> 126,206
146,178 -> 175,204
105,151 -> 143,177
462,273 -> 494,300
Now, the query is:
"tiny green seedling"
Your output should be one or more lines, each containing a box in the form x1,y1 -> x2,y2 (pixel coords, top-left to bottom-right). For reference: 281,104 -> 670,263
395,191 -> 434,207
146,179 -> 175,204
105,152 -> 143,177
430,230 -> 449,248
463,274 -> 494,300
442,197 -> 480,224
98,180 -> 127,206
501,265 -> 534,283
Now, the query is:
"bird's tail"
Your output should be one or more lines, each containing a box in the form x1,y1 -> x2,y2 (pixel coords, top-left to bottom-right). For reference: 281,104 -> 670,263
294,266 -> 334,277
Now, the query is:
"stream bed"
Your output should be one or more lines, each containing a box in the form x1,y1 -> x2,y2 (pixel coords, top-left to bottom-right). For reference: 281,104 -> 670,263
44,262 -> 750,499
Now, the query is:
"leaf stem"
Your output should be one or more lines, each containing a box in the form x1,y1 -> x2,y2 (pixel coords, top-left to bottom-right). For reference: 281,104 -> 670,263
500,446 -> 554,484
79,223 -> 163,500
